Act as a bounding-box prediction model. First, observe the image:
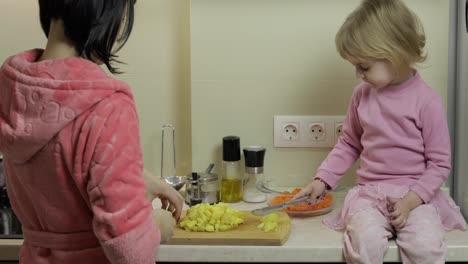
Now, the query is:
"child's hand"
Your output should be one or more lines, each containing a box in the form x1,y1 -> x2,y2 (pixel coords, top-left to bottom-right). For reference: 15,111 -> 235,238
143,169 -> 184,221
152,208 -> 176,243
387,191 -> 424,230
293,179 -> 327,204
387,197 -> 410,230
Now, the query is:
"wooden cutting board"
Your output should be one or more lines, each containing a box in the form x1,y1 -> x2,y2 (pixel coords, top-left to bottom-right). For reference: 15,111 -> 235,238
167,211 -> 291,246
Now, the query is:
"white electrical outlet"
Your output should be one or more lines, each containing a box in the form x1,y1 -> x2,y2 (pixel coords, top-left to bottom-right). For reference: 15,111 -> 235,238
335,122 -> 344,143
274,115 -> 345,147
274,116 -> 303,147
282,123 -> 299,141
308,123 -> 326,141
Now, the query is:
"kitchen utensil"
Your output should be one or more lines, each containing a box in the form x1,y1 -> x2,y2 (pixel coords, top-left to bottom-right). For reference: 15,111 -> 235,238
185,164 -> 220,205
265,192 -> 334,217
0,153 -> 4,188
205,163 -> 215,174
168,211 -> 290,246
0,186 -> 23,238
164,175 -> 186,191
161,124 -> 185,190
251,195 -> 311,216
187,172 -> 202,206
0,154 -> 23,238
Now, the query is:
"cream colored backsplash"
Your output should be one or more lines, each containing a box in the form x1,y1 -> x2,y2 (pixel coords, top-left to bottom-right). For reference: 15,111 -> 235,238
0,1 -> 45,58
117,0 -> 192,177
0,0 -> 192,178
1,0 -> 448,188
191,0 -> 449,187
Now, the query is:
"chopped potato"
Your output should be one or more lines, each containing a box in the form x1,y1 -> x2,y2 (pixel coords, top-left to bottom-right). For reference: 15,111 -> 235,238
257,213 -> 280,232
179,203 -> 244,232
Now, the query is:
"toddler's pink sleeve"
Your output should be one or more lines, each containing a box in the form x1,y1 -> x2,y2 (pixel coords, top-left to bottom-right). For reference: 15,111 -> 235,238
315,87 -> 364,189
86,94 -> 160,264
410,96 -> 451,203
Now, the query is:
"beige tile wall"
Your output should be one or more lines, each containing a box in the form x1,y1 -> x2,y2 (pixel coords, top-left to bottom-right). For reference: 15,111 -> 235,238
0,0 -> 450,188
118,0 -> 192,177
191,0 -> 449,187
0,0 -> 192,177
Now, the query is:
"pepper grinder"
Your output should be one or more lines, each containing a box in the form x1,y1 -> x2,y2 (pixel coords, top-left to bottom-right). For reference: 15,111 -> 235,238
242,146 -> 266,203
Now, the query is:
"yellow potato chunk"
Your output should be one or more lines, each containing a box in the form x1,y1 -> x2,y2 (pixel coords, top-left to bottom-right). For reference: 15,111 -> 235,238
257,213 -> 280,232
179,203 -> 244,232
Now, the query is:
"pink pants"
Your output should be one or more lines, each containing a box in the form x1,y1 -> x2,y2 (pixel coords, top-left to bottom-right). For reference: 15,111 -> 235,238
343,198 -> 446,264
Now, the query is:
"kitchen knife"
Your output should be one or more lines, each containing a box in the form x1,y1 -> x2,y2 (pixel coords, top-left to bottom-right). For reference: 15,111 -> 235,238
251,194 -> 311,216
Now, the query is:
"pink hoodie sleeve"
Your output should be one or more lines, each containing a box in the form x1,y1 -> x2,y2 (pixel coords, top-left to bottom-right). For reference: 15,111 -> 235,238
409,96 -> 451,203
85,94 -> 160,264
315,87 -> 364,189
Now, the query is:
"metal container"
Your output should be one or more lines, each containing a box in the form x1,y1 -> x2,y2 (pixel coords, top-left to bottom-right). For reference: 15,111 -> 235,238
0,187 -> 23,237
0,154 -> 23,238
185,171 -> 220,206
0,153 -> 4,188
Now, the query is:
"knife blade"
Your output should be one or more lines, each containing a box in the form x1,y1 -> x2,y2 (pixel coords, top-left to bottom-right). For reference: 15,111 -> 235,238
251,194 -> 311,216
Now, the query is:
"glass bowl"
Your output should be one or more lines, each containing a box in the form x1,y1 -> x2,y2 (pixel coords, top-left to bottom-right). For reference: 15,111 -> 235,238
266,191 -> 334,217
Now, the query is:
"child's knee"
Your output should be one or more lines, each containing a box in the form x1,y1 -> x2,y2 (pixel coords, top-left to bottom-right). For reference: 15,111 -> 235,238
400,227 -> 444,249
347,224 -> 389,248
397,230 -> 446,263
345,210 -> 390,249
397,215 -> 445,259
403,204 -> 445,247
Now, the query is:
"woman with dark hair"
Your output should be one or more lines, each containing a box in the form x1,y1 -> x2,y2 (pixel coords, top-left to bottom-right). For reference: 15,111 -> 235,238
0,0 -> 183,263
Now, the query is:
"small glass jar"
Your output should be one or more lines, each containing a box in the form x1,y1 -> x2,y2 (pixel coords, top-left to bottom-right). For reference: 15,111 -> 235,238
243,168 -> 266,203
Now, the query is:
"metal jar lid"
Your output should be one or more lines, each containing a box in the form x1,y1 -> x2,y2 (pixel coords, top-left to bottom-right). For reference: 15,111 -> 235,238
187,172 -> 218,183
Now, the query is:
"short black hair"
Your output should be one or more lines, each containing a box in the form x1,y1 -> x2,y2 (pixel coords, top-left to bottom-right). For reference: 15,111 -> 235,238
39,0 -> 136,74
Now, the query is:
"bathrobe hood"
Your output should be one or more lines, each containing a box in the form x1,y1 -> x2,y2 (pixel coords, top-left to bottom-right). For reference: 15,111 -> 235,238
0,49 -> 132,163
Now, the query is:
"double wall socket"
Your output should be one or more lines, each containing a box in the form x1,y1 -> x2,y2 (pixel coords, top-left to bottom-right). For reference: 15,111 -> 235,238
274,115 -> 346,148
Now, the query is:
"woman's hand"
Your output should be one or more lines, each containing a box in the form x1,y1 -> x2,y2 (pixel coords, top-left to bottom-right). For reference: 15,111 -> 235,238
152,208 -> 176,243
143,169 -> 184,221
387,191 -> 423,230
293,178 -> 327,204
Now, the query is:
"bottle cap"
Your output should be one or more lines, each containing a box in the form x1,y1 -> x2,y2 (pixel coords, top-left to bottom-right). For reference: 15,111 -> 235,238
243,146 -> 266,168
223,136 -> 240,161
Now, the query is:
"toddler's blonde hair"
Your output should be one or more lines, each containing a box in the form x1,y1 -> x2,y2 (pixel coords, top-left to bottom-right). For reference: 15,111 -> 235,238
335,0 -> 426,68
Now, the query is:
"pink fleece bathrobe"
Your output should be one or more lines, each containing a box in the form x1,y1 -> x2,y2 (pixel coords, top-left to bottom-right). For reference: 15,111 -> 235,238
0,49 -> 160,264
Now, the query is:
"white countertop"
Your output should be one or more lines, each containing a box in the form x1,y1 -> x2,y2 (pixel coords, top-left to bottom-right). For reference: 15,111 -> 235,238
155,191 -> 468,263
1,191 -> 468,262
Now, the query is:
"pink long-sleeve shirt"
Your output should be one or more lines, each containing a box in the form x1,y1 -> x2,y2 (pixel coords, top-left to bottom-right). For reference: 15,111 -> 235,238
0,49 -> 159,264
317,71 -> 450,203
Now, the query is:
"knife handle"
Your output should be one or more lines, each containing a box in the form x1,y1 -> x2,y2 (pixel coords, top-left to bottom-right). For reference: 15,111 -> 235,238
283,194 -> 310,207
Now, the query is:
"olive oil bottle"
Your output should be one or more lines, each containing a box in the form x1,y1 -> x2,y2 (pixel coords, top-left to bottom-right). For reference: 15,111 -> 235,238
221,178 -> 242,202
220,136 -> 243,203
